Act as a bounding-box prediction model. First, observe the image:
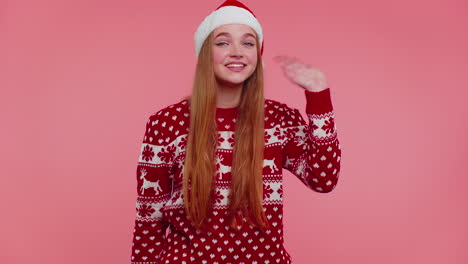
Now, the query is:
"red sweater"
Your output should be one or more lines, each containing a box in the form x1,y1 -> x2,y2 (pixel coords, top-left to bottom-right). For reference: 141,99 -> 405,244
130,88 -> 341,264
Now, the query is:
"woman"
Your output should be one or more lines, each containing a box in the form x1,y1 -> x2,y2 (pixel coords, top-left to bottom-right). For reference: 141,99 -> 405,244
130,0 -> 341,263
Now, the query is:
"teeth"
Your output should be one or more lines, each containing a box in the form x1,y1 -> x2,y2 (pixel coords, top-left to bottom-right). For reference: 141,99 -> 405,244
226,64 -> 245,68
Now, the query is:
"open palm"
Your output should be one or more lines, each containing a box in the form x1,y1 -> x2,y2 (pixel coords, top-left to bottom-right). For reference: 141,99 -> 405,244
273,55 -> 329,92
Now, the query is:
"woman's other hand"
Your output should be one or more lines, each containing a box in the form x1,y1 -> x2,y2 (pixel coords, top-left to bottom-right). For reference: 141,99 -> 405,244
273,55 -> 329,92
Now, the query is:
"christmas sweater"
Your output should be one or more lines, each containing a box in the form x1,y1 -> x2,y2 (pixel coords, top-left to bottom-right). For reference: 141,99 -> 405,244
130,87 -> 341,264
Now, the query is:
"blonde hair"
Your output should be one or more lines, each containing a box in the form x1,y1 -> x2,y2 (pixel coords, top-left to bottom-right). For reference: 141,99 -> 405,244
182,30 -> 270,233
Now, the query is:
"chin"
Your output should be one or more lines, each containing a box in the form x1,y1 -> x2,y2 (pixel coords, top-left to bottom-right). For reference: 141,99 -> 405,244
215,75 -> 246,86
225,73 -> 254,83
217,78 -> 245,87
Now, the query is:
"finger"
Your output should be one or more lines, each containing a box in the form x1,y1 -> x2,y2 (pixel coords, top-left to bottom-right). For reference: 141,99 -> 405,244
286,62 -> 303,71
273,55 -> 283,62
284,62 -> 299,71
273,55 -> 288,63
287,57 -> 303,67
281,56 -> 295,65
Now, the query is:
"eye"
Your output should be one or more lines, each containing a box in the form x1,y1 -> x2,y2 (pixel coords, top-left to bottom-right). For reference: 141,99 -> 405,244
215,42 -> 255,46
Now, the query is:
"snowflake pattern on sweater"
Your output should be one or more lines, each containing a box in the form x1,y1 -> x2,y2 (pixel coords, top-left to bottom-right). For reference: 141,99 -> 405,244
130,88 -> 341,264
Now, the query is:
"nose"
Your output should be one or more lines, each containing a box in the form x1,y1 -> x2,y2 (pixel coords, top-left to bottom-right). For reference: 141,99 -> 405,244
229,42 -> 243,57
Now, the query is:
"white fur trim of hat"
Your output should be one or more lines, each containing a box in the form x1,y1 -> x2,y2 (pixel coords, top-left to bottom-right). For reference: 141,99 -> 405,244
194,0 -> 264,58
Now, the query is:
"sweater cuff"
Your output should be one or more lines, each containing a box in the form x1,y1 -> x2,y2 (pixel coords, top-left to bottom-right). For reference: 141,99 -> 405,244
305,88 -> 333,115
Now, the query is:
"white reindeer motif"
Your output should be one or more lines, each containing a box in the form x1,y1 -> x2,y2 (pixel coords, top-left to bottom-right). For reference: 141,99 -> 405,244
295,159 -> 308,181
139,167 -> 163,195
215,154 -> 232,180
296,132 -> 310,151
264,157 -> 279,173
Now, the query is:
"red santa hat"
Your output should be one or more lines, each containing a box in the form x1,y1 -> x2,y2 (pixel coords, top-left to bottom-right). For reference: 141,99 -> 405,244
194,0 -> 264,58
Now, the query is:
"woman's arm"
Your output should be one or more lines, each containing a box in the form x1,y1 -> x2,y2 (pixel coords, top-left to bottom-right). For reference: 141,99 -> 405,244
274,55 -> 341,192
282,88 -> 341,192
130,111 -> 175,263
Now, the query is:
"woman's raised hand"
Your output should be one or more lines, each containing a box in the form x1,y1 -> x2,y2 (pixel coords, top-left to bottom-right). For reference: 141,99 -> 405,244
273,55 -> 329,92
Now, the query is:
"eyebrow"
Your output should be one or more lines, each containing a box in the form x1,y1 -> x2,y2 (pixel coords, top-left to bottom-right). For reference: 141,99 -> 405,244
214,32 -> 256,39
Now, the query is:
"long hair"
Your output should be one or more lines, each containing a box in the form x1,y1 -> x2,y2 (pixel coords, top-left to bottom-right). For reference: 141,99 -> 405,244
182,30 -> 270,232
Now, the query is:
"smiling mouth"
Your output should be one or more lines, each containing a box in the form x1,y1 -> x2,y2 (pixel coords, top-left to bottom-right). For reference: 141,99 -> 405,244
225,64 -> 246,72
225,63 -> 246,68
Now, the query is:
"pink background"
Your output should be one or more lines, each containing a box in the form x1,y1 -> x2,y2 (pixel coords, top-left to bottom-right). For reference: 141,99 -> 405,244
2,0 -> 467,263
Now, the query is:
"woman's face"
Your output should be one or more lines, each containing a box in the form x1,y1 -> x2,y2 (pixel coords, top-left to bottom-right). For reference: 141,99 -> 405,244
212,24 -> 258,88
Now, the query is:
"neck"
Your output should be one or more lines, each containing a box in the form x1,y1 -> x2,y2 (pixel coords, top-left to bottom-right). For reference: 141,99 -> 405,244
216,80 -> 243,108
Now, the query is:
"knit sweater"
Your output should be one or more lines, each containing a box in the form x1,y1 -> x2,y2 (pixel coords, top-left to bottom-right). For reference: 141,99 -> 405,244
130,87 -> 341,264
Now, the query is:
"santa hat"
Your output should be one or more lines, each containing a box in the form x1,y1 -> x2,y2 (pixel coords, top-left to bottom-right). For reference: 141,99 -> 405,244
194,0 -> 264,58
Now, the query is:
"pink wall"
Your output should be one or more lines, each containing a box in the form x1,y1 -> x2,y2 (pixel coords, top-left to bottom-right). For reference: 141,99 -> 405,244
2,0 -> 467,263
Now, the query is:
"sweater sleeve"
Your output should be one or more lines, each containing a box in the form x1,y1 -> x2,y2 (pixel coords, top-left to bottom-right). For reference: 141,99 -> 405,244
130,111 -> 175,264
281,88 -> 341,193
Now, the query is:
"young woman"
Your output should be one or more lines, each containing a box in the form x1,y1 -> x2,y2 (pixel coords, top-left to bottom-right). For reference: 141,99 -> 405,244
130,0 -> 341,263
